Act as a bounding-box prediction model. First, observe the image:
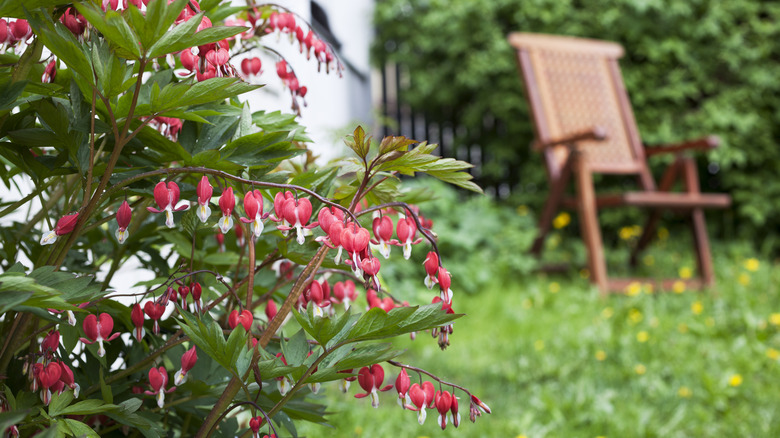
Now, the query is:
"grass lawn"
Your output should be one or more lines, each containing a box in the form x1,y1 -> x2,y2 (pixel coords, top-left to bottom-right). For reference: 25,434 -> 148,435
296,244 -> 780,437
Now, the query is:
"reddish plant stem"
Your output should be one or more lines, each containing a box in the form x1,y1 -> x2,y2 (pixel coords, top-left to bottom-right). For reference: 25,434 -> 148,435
195,246 -> 329,437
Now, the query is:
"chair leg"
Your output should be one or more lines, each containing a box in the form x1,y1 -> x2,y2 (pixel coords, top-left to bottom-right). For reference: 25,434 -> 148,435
530,158 -> 572,257
681,157 -> 715,287
629,159 -> 682,266
574,155 -> 608,293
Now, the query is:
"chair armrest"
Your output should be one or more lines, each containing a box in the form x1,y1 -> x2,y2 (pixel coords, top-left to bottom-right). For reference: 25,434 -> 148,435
644,135 -> 720,157
532,126 -> 607,152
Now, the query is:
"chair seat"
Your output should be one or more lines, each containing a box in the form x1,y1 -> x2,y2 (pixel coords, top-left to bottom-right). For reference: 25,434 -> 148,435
623,192 -> 731,209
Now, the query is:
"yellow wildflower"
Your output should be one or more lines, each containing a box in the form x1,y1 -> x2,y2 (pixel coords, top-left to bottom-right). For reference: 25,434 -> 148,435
619,227 -> 634,240
553,212 -> 571,229
522,298 -> 533,309
595,350 -> 607,361
516,205 -> 529,216
678,323 -> 688,334
770,313 -> 780,326
766,348 -> 780,360
628,309 -> 643,324
643,255 -> 655,266
625,282 -> 641,297
635,364 -> 646,375
691,301 -> 703,315
678,386 -> 692,398
672,280 -> 686,294
738,273 -> 750,286
744,258 -> 760,272
658,227 -> 669,240
580,269 -> 590,279
549,282 -> 560,294
728,374 -> 743,387
601,307 -> 614,319
534,340 -> 545,351
636,331 -> 649,343
679,267 -> 692,279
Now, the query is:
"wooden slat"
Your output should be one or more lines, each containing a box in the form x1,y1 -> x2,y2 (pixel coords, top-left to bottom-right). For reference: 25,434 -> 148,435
508,33 -> 624,58
623,192 -> 731,209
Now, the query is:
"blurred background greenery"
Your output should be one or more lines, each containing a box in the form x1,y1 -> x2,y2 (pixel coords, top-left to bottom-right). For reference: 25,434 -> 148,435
372,0 -> 780,251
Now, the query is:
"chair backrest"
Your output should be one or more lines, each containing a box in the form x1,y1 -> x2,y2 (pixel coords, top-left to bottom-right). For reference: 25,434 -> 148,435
509,33 -> 654,189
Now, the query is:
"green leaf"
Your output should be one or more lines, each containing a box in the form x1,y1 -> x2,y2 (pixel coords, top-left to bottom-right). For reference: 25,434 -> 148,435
0,79 -> 27,112
59,399 -> 118,416
329,343 -> 402,371
281,329 -> 309,367
146,11 -> 202,58
48,390 -> 75,417
62,419 -> 99,437
294,307 -> 352,347
344,125 -> 371,160
0,410 -> 29,435
378,135 -> 416,155
141,0 -> 188,51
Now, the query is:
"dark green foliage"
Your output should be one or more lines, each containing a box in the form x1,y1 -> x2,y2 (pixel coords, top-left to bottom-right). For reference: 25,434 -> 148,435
373,0 -> 780,244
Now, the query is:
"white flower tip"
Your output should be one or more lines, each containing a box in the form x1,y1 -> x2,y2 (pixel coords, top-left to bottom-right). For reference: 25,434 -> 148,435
157,391 -> 165,408
380,243 -> 391,259
370,391 -> 380,408
197,204 -> 211,223
115,229 -> 129,244
174,370 -> 187,386
165,210 -> 175,228
219,216 -> 233,234
296,227 -> 305,245
417,409 -> 427,425
40,231 -> 57,245
403,244 -> 412,260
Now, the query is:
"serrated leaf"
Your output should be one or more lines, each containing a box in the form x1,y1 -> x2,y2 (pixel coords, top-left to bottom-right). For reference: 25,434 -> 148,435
74,4 -> 141,59
59,399 -> 117,416
62,419 -> 99,437
344,125 -> 371,160
330,343 -> 402,371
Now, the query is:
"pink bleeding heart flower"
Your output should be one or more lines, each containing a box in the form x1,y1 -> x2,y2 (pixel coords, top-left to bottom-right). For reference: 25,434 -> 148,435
354,364 -> 393,408
58,361 -> 79,397
331,280 -> 357,309
131,302 -> 145,342
303,280 -> 330,317
174,345 -> 198,385
144,366 -> 175,408
228,309 -> 253,332
241,57 -> 262,78
469,394 -> 491,422
361,256 -> 381,290
60,8 -> 87,37
144,301 -> 166,335
435,390 -> 454,430
395,216 -> 422,259
196,176 -> 213,223
180,48 -> 198,72
191,282 -> 203,313
423,251 -> 440,289
371,216 -> 395,259
10,19 -> 31,42
36,362 -> 62,406
265,300 -> 277,321
217,187 -> 236,234
275,353 -> 292,395
432,296 -> 455,349
40,330 -> 60,357
79,313 -> 120,357
405,383 -> 429,424
438,267 -> 452,303
240,190 -> 269,239
249,416 -> 265,438
42,60 -> 56,83
341,223 -> 370,276
278,197 -> 316,245
205,48 -> 230,66
40,212 -> 79,245
395,368 -> 410,408
147,181 -> 188,228
270,191 -> 294,235
450,393 -> 461,428
115,200 -> 132,244
317,206 -> 344,235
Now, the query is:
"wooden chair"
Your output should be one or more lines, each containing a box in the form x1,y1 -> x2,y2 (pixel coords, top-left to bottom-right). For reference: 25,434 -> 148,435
507,33 -> 731,294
